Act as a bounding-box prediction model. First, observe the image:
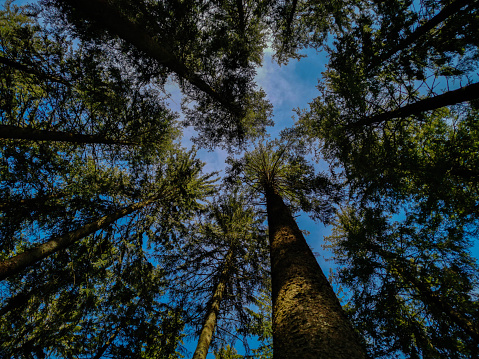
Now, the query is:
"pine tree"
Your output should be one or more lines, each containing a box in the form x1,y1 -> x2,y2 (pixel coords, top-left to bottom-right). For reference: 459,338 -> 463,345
227,141 -> 366,359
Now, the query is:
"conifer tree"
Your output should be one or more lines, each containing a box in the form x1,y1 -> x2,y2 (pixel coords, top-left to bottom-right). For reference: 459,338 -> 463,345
227,141 -> 366,359
160,192 -> 269,359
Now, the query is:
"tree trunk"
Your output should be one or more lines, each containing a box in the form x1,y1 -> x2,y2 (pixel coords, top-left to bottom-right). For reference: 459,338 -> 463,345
58,0 -> 238,114
348,82 -> 479,130
265,188 -> 366,359
192,248 -> 234,359
0,194 -> 160,281
375,246 -> 479,342
0,125 -> 135,145
367,0 -> 472,71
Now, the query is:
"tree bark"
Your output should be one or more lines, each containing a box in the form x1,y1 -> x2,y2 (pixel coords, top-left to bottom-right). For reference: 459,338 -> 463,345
192,248 -> 234,359
348,82 -> 479,130
0,124 -> 135,145
367,0 -> 473,71
265,188 -> 366,359
0,194 -> 160,281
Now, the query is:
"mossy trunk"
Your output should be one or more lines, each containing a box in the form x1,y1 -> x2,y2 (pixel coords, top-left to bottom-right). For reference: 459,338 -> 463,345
265,188 -> 366,359
192,248 -> 234,359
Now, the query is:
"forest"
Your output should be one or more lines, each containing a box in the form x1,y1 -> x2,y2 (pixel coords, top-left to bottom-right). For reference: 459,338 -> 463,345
0,0 -> 478,358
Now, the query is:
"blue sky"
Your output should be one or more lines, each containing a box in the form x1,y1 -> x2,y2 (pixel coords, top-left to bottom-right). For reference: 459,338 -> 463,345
7,1 -> 479,357
174,47 -> 339,357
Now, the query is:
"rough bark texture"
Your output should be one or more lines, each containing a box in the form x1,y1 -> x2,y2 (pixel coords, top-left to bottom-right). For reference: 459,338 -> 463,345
0,125 -> 135,145
0,195 -> 159,281
265,188 -> 366,359
349,82 -> 479,129
192,248 -> 234,359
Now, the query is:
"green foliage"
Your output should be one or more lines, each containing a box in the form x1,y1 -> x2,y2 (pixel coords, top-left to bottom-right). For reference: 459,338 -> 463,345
1,0 -> 479,357
226,139 -> 340,222
41,0 -> 275,150
1,1 -> 179,155
161,191 -> 269,354
245,288 -> 273,359
325,206 -> 479,358
214,345 -> 243,359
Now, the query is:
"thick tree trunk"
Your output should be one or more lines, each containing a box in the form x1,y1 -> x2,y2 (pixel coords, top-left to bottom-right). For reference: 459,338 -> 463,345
367,0 -> 472,71
0,195 -> 160,281
192,248 -> 234,359
348,82 -> 479,130
0,124 -> 135,145
265,188 -> 366,359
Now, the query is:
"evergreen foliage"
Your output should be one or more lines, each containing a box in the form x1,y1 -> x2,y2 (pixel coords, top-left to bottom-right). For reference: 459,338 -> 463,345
1,0 -> 478,358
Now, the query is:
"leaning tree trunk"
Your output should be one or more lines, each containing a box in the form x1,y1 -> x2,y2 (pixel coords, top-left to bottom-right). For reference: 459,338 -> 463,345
265,188 -> 366,359
192,248 -> 234,359
0,124 -> 135,145
0,194 -> 161,280
348,82 -> 479,130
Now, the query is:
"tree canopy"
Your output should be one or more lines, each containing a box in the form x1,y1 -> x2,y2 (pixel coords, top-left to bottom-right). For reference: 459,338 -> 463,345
1,0 -> 478,358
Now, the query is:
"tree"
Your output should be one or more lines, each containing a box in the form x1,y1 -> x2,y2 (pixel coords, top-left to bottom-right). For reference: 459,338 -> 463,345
226,141 -> 366,359
0,217 -> 186,358
40,0 -> 274,149
1,3 -> 178,152
325,206 -> 479,358
160,192 -> 269,359
295,2 -> 479,356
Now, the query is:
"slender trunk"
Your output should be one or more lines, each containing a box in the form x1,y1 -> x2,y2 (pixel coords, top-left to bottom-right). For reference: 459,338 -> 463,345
0,192 -> 65,211
265,188 -> 366,359
348,82 -> 479,130
0,194 -> 160,280
59,0 -> 238,114
0,124 -> 136,145
375,246 -> 479,342
0,56 -> 69,85
285,0 -> 298,38
367,0 -> 472,71
192,248 -> 234,359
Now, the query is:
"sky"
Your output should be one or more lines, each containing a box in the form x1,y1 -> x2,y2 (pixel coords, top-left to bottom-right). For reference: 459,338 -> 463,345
172,48 -> 343,357
5,1 -> 339,356
7,1 -> 479,357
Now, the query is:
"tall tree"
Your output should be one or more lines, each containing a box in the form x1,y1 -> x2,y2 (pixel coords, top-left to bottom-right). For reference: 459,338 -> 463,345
227,141 -> 366,359
294,2 -> 479,353
0,219 -> 186,358
1,3 -> 178,152
41,0 -> 274,149
325,206 -> 479,358
161,192 -> 269,359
